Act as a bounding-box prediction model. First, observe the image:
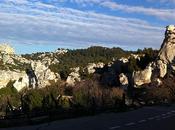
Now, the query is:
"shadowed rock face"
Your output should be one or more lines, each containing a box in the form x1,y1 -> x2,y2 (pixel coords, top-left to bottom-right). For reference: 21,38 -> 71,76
133,63 -> 153,86
134,25 -> 175,87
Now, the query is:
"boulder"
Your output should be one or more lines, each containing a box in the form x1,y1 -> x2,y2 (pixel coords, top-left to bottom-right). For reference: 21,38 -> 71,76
86,62 -> 105,74
66,72 -> 81,86
119,57 -> 129,63
66,67 -> 81,86
133,63 -> 153,87
119,73 -> 128,90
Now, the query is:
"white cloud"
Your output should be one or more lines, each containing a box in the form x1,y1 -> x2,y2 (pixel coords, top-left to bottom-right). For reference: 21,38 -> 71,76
66,0 -> 175,21
100,1 -> 175,21
0,0 -> 165,52
147,0 -> 175,3
3,0 -> 29,4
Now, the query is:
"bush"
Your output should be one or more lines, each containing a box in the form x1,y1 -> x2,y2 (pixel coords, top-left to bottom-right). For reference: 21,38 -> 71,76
73,79 -> 124,109
22,89 -> 43,111
144,87 -> 171,104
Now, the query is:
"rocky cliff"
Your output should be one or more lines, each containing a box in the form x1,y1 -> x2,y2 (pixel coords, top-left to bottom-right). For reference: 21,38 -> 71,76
134,25 -> 175,87
0,44 -> 60,91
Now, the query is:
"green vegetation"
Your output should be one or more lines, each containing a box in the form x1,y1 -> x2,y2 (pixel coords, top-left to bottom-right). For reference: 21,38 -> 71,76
23,46 -> 131,79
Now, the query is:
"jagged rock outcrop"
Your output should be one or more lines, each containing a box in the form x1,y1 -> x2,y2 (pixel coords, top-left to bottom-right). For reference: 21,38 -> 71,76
0,44 -> 15,64
133,63 -> 153,86
0,70 -> 28,90
66,67 -> 81,86
86,62 -> 105,74
119,73 -> 128,90
55,49 -> 68,55
13,75 -> 29,91
0,44 -> 60,91
31,61 -> 60,88
12,61 -> 60,91
133,25 -> 175,87
0,44 -> 15,55
159,25 -> 175,64
157,25 -> 175,75
119,57 -> 129,63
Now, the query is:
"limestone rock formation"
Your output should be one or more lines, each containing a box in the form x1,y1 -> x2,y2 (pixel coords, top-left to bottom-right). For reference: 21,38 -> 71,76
158,25 -> 175,72
0,70 -> 28,90
86,62 -> 105,74
0,45 -> 60,91
133,63 -> 153,86
155,60 -> 167,78
31,61 -> 59,88
119,73 -> 128,90
0,44 -> 15,55
66,67 -> 81,86
133,25 -> 175,87
13,75 -> 29,91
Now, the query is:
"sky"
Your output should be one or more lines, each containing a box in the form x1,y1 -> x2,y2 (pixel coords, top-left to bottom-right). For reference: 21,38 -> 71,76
0,0 -> 175,54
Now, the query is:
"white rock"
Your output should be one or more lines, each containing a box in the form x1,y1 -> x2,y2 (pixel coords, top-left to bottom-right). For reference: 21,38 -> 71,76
119,57 -> 129,63
86,62 -> 105,74
0,70 -> 27,89
133,64 -> 153,87
156,60 -> 167,78
166,25 -> 175,32
119,73 -> 128,90
31,61 -> 59,88
66,72 -> 81,86
13,75 -> 29,91
0,44 -> 15,55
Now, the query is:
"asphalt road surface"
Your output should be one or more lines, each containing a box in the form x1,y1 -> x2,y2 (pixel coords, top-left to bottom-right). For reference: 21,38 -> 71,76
3,105 -> 175,130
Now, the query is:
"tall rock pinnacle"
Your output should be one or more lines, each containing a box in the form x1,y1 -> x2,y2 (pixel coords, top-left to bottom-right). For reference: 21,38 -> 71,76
158,25 -> 175,64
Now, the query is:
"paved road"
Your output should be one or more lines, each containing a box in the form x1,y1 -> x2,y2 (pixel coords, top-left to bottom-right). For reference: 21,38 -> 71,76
3,105 -> 175,130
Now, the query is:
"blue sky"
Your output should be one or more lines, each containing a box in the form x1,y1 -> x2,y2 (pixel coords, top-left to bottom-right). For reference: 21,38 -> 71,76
0,0 -> 175,54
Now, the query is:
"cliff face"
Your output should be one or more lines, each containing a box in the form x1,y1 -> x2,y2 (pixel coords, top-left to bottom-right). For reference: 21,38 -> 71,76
154,25 -> 175,79
158,25 -> 175,75
0,44 -> 60,91
0,44 -> 14,55
134,25 -> 175,87
159,27 -> 175,63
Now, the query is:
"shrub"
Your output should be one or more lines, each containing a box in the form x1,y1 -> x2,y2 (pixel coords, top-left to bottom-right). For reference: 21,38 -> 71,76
73,79 -> 124,109
22,89 -> 43,111
144,87 -> 171,104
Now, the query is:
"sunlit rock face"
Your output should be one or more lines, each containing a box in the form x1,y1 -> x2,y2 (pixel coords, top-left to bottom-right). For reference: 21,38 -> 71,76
133,25 -> 175,87
119,73 -> 128,90
159,25 -> 175,64
86,62 -> 105,74
0,46 -> 60,91
0,44 -> 15,55
13,75 -> 29,91
31,61 -> 60,88
157,25 -> 175,77
0,70 -> 28,90
66,67 -> 81,86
